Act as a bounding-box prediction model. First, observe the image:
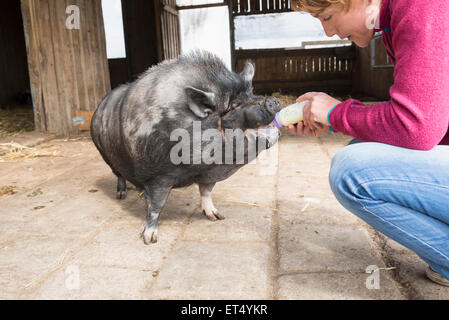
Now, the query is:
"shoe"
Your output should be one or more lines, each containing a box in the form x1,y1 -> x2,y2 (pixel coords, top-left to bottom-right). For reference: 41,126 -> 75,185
425,266 -> 449,287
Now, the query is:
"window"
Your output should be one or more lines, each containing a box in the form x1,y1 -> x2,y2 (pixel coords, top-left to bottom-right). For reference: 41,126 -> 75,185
101,0 -> 126,59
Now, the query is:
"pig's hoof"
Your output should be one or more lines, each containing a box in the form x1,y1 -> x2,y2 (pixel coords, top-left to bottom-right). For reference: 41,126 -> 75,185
116,191 -> 127,200
141,225 -> 158,245
202,209 -> 225,221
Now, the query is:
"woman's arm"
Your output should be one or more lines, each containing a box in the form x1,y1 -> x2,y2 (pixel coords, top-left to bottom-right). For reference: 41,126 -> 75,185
330,0 -> 449,150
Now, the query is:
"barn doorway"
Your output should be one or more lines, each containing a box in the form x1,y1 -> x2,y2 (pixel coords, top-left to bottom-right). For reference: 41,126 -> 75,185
0,0 -> 34,140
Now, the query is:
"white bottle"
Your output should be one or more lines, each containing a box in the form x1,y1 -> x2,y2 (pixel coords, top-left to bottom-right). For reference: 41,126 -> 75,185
273,100 -> 310,128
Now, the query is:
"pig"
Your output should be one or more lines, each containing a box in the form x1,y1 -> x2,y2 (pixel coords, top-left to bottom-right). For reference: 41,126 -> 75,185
91,50 -> 281,244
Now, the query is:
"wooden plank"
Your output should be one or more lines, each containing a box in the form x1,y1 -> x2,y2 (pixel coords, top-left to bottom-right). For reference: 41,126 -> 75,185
68,0 -> 89,113
163,11 -> 167,59
173,15 -> 177,58
228,0 -> 236,71
21,0 -> 44,131
262,0 -> 268,11
37,0 -> 61,134
167,11 -> 171,59
177,2 -> 228,11
50,0 -> 71,135
77,0 -> 96,111
254,0 -> 260,12
171,14 -> 176,58
175,12 -> 180,57
170,14 -> 175,59
241,0 -> 248,13
249,0 -> 256,12
93,0 -> 111,99
234,46 -> 356,59
63,0 -> 80,115
161,12 -> 168,59
233,8 -> 291,15
86,0 -> 101,109
163,4 -> 178,16
168,12 -> 173,59
153,0 -> 163,62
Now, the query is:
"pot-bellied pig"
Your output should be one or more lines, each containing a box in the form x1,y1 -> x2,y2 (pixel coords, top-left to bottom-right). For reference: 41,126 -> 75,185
91,50 -> 281,244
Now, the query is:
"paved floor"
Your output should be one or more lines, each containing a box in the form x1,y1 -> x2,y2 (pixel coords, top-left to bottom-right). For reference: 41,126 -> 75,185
1,131 -> 448,299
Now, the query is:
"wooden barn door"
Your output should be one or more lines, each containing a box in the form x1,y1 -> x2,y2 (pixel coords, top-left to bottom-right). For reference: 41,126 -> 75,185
20,0 -> 111,136
121,0 -> 180,81
160,0 -> 180,60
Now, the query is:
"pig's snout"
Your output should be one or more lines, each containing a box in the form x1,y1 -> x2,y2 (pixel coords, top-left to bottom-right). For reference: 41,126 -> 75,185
264,97 -> 281,115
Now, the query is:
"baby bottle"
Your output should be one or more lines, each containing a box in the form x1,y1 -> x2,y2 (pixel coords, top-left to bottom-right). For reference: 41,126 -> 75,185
273,100 -> 310,128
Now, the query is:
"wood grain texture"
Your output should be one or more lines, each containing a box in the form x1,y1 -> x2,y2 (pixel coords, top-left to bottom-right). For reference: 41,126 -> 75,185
20,0 -> 110,136
235,47 -> 356,95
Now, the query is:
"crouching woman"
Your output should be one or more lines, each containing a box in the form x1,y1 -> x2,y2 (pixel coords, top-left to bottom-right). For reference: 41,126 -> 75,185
289,0 -> 449,286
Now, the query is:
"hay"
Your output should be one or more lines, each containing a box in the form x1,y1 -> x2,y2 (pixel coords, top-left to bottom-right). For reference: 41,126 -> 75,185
0,142 -> 60,163
0,185 -> 16,196
271,93 -> 298,108
0,106 -> 34,140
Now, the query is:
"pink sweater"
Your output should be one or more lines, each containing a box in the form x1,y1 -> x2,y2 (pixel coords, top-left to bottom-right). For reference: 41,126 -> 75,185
329,0 -> 449,150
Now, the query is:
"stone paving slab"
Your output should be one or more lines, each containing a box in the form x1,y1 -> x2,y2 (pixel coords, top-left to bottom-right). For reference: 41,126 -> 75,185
22,265 -> 151,300
278,224 -> 384,273
278,196 -> 361,226
184,205 -> 272,242
147,241 -> 271,300
278,272 -> 403,300
0,234 -> 77,298
1,131 -> 449,300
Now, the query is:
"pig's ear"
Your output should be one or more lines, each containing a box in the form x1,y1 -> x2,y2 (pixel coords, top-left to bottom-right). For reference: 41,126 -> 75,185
185,86 -> 217,119
240,61 -> 255,83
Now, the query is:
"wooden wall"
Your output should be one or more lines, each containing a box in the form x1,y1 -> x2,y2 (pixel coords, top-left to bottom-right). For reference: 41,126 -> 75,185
0,1 -> 30,107
160,0 -> 180,60
121,0 -> 162,80
231,0 -> 293,15
21,0 -> 111,136
352,38 -> 394,100
235,46 -> 356,95
121,0 -> 180,81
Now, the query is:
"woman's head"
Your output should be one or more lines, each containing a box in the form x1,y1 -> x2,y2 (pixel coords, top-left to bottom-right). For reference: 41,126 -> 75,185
292,0 -> 382,48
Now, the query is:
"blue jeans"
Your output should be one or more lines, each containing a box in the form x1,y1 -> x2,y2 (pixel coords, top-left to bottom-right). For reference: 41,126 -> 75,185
329,141 -> 449,280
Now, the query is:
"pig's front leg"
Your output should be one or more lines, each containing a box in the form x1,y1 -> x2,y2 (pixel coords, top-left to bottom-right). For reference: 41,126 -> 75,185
141,182 -> 172,245
199,183 -> 225,221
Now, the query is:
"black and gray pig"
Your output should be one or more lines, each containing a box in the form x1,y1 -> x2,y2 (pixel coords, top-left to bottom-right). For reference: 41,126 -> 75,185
91,50 -> 281,244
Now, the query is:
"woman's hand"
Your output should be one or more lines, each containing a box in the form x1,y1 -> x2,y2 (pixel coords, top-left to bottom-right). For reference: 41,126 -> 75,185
287,121 -> 330,137
296,92 -> 341,130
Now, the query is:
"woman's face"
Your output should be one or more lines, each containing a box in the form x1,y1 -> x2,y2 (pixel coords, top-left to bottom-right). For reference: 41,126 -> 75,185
312,0 -> 380,47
